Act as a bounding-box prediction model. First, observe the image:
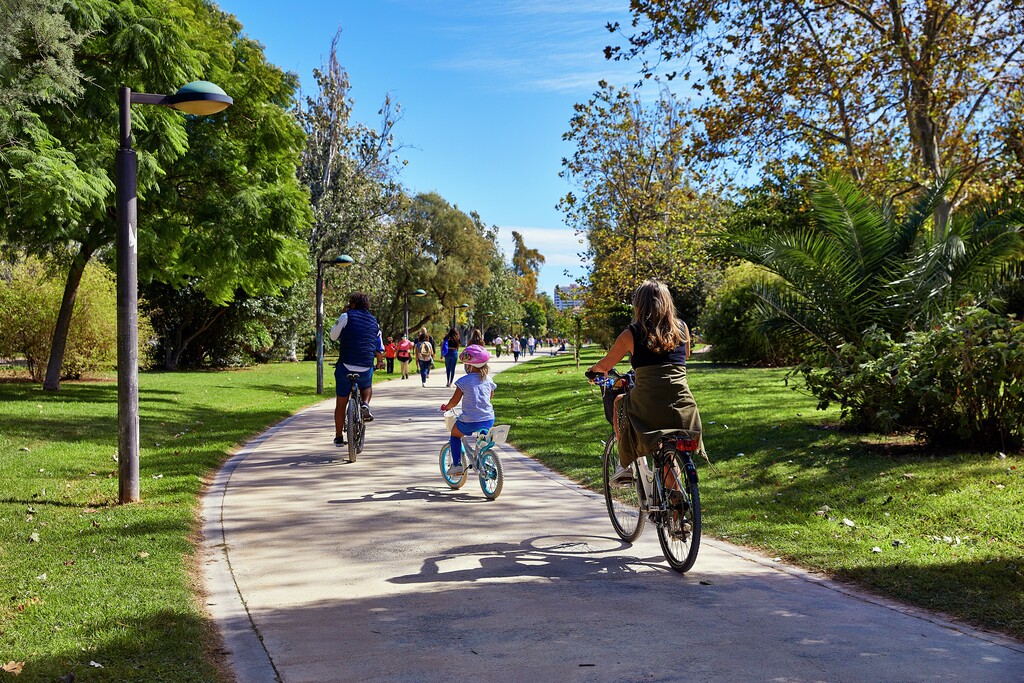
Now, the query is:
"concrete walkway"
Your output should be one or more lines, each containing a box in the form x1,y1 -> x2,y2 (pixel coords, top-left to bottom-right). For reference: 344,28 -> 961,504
202,352 -> 1024,682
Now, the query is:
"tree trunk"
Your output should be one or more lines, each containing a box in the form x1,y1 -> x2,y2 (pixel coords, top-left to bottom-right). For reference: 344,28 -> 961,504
43,243 -> 96,391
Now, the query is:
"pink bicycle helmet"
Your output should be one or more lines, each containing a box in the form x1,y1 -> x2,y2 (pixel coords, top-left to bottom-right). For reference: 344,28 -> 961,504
459,344 -> 490,367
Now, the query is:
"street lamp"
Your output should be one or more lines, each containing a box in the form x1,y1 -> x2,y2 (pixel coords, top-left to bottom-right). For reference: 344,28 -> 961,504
451,302 -> 470,330
116,81 -> 232,503
404,289 -> 426,338
316,254 -> 355,395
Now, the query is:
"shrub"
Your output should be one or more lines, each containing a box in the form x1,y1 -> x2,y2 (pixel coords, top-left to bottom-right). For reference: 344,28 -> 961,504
0,257 -> 153,381
701,263 -> 801,365
799,308 -> 1024,449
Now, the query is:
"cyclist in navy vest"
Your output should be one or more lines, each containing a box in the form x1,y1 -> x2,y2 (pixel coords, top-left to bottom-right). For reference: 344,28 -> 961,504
329,292 -> 385,446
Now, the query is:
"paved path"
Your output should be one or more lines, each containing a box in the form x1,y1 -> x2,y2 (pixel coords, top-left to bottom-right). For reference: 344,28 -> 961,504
202,353 -> 1024,682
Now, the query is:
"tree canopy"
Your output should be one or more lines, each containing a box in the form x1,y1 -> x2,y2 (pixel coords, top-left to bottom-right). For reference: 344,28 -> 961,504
607,1 -> 1024,232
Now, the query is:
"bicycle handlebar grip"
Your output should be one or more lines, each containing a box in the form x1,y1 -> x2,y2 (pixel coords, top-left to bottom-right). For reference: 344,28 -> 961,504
584,370 -> 601,381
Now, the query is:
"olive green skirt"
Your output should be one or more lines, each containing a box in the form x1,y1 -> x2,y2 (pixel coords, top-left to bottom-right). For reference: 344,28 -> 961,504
617,364 -> 702,467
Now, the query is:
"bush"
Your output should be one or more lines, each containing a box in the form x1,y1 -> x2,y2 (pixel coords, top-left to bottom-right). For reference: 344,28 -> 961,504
701,263 -> 801,365
0,257 -> 153,381
799,308 -> 1024,449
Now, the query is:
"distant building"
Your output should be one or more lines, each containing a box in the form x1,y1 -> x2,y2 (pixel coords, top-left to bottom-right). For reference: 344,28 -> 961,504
553,284 -> 586,311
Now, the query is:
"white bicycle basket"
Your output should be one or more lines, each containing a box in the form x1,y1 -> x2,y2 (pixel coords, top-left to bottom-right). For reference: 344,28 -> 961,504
443,410 -> 457,432
486,424 -> 510,445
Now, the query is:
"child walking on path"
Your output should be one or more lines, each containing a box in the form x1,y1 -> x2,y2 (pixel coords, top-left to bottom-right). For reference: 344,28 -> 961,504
440,345 -> 496,476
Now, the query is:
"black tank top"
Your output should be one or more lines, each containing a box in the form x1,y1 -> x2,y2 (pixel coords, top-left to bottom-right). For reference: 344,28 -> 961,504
628,323 -> 687,368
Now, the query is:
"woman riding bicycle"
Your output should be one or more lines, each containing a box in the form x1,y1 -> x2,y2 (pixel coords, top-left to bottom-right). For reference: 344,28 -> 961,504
587,279 -> 702,484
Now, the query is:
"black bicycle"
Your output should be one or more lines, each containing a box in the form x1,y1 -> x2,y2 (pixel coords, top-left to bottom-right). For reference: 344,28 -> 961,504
587,369 -> 702,573
344,372 -> 365,463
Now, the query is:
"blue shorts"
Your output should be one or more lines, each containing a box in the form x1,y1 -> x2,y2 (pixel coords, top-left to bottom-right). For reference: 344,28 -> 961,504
455,417 -> 494,438
335,366 -> 374,396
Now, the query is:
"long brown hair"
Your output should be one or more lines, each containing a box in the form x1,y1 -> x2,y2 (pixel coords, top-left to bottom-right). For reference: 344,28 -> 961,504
631,279 -> 688,353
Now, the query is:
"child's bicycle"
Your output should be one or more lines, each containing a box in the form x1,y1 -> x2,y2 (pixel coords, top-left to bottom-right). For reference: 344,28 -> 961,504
586,368 -> 702,573
438,410 -> 510,500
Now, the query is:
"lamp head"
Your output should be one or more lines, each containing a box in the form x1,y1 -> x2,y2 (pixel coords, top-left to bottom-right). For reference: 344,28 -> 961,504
413,289 -> 427,297
333,254 -> 354,266
167,81 -> 233,116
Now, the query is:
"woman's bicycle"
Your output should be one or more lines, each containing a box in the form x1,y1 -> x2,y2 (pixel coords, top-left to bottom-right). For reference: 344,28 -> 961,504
586,369 -> 702,573
438,410 -> 509,500
343,372 -> 366,463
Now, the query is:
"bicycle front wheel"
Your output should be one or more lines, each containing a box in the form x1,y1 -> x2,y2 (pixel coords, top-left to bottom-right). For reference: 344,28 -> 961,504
439,443 -> 468,489
656,452 -> 701,573
346,400 -> 359,463
478,448 -> 503,500
603,435 -> 644,542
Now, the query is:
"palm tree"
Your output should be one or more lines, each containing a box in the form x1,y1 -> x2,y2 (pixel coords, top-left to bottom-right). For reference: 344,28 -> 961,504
726,172 -> 1023,355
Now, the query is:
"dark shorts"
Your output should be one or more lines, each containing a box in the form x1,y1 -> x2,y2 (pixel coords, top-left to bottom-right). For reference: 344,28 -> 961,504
335,366 -> 373,396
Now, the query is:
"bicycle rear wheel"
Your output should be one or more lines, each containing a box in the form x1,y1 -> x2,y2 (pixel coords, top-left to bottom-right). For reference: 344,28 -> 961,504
656,451 -> 701,573
478,448 -> 503,499
346,400 -> 359,463
439,443 -> 468,489
602,435 -> 644,542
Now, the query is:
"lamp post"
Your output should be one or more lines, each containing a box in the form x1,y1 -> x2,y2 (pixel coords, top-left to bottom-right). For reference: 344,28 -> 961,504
404,289 -> 426,338
116,81 -> 232,504
316,254 -> 355,395
451,302 -> 469,330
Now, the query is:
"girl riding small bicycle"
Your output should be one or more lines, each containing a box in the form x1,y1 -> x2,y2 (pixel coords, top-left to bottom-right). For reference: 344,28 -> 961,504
440,345 -> 496,477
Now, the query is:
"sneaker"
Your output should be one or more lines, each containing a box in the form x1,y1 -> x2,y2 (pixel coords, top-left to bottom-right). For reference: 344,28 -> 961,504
360,403 -> 374,422
610,465 -> 634,486
333,435 -> 345,447
446,463 -> 465,477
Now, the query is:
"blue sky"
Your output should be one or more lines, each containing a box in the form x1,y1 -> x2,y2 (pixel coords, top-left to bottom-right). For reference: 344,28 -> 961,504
213,0 -> 649,297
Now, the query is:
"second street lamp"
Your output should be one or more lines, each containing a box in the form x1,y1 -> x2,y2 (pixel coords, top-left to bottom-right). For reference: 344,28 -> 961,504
451,302 -> 470,330
115,81 -> 232,504
316,254 -> 355,395
404,289 -> 427,338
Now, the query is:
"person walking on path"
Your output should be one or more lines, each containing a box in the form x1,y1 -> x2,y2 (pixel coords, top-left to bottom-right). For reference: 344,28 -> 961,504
384,336 -> 397,374
510,336 -> 521,362
443,327 -> 461,387
492,334 -> 503,358
396,334 -> 413,379
439,344 -> 495,477
328,292 -> 384,446
416,331 -> 434,387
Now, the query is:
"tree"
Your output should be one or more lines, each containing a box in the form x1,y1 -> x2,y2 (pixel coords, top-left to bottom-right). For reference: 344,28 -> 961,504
1,0 -> 311,388
297,29 -> 403,301
511,230 -> 545,300
607,1 -> 1024,233
725,172 -> 1023,354
559,81 -> 719,339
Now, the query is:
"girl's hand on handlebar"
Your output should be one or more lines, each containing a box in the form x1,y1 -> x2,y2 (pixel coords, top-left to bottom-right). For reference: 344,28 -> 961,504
440,404 -> 449,412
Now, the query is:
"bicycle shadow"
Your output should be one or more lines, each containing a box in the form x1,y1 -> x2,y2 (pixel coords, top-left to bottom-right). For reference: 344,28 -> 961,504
327,485 -> 493,506
389,534 -> 672,584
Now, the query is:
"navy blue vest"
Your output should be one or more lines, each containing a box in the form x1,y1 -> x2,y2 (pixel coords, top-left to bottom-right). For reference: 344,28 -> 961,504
338,309 -> 381,368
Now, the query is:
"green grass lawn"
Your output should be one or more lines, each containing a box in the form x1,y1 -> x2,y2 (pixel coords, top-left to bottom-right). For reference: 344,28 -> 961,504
0,363 -> 339,682
494,349 -> 1024,641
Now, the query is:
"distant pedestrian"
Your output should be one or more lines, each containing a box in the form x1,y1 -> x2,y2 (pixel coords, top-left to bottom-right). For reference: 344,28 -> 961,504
527,335 -> 535,356
493,335 -> 503,358
396,334 -> 413,379
416,331 -> 434,387
384,336 -> 397,374
511,336 -> 521,362
443,327 -> 461,387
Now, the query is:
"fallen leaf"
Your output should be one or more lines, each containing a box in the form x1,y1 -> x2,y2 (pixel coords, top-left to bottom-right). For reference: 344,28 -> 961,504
842,518 -> 856,528
28,532 -> 40,543
138,551 -> 150,559
89,661 -> 103,668
2,661 -> 25,674
871,546 -> 882,553
891,539 -> 904,547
